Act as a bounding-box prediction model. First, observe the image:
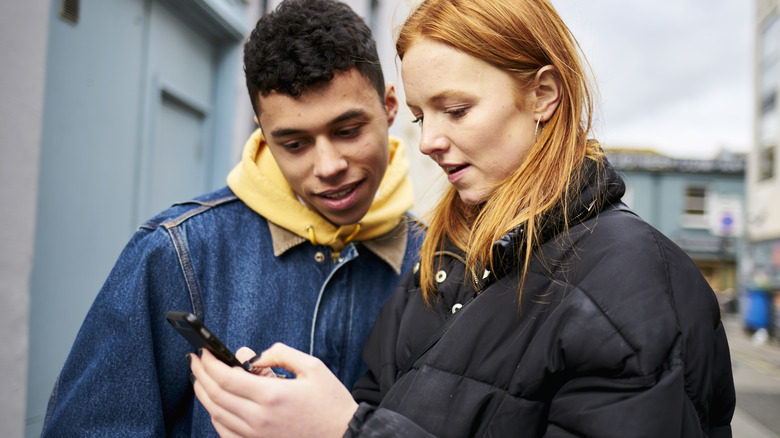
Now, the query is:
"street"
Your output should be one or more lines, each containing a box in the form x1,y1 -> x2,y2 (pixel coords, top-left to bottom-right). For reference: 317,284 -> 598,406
725,313 -> 780,437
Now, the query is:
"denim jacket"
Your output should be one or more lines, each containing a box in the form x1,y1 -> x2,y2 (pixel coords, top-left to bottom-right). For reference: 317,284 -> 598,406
41,186 -> 423,437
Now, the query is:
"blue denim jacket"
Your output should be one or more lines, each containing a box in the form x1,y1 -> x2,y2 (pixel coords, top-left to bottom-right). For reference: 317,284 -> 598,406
41,187 -> 423,437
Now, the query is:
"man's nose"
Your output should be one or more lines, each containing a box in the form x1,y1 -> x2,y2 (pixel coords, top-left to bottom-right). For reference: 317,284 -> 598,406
313,138 -> 348,178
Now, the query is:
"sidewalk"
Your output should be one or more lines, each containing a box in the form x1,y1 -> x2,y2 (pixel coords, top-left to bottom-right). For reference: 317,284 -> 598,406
723,313 -> 780,438
732,410 -> 779,438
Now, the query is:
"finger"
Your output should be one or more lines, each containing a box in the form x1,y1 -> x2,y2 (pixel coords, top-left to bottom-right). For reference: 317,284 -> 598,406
192,375 -> 254,438
192,349 -> 230,381
196,350 -> 277,403
189,354 -> 239,428
235,346 -> 257,363
199,349 -> 259,397
252,342 -> 321,378
235,347 -> 276,377
192,376 -> 254,437
211,419 -> 245,438
192,351 -> 264,436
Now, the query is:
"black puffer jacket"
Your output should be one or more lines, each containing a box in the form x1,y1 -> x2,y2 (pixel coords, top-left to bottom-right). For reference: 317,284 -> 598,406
348,158 -> 735,437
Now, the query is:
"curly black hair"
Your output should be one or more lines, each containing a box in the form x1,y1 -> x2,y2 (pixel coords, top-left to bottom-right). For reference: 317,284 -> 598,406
244,0 -> 385,115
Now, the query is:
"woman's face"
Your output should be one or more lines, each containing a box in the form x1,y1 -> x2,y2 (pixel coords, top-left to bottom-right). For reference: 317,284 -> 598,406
402,37 -> 539,205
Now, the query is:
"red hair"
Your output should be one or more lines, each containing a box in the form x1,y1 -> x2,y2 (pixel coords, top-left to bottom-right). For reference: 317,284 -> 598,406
397,0 -> 603,303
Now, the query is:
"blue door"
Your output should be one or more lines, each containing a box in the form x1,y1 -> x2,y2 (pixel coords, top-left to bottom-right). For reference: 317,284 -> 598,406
138,0 -> 217,220
26,0 -> 247,435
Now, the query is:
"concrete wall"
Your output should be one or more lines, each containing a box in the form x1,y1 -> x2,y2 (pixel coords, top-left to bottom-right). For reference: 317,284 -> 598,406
0,1 -> 49,437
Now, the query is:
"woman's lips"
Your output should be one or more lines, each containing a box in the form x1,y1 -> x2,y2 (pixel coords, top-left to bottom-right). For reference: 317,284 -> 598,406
442,164 -> 469,183
444,164 -> 468,174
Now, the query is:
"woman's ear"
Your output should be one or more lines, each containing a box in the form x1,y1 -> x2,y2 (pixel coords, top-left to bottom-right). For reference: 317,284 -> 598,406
533,65 -> 562,122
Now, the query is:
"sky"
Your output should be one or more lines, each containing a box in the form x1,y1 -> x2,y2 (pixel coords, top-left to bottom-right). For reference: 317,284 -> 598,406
550,0 -> 754,159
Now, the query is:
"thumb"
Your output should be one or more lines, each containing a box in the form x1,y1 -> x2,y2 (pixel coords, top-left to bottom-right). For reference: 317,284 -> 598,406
253,343 -> 320,377
235,346 -> 257,363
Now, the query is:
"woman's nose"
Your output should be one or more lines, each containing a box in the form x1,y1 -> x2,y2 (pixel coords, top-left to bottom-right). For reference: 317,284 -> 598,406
418,121 -> 449,156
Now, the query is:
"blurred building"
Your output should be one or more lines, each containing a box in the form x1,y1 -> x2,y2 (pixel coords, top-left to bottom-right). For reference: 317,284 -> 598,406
606,148 -> 746,299
1,1 -> 417,436
748,0 -> 780,336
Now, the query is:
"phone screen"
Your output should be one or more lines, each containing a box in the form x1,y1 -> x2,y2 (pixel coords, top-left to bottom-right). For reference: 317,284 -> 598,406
165,311 -> 254,371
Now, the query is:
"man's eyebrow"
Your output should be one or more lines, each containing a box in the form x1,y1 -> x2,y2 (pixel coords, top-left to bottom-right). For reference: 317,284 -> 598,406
269,128 -> 305,138
329,109 -> 369,126
269,109 -> 369,139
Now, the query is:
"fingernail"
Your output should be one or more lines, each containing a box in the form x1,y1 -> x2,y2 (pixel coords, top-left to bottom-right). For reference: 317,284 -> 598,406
185,353 -> 192,364
190,373 -> 196,385
197,348 -> 203,358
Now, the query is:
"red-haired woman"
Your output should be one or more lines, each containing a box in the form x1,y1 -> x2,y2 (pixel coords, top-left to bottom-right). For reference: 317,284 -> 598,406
190,0 -> 736,436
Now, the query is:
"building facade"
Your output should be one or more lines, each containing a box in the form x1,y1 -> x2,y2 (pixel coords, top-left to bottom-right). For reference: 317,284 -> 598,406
749,0 -> 780,337
752,0 -> 780,294
606,149 -> 746,299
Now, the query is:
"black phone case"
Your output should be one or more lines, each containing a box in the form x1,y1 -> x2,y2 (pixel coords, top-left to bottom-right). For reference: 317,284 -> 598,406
165,311 -> 250,370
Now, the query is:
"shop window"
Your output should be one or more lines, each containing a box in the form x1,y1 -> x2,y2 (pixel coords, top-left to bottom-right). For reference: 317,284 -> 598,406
682,185 -> 708,228
759,145 -> 776,180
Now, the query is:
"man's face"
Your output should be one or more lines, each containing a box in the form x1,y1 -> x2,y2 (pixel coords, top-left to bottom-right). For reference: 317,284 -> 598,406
257,69 -> 398,226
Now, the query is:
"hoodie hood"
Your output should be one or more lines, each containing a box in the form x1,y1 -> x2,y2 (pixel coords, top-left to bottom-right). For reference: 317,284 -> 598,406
227,128 -> 414,252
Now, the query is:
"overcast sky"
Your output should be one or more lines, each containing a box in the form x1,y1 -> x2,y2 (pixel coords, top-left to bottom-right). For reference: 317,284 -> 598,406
551,0 -> 754,159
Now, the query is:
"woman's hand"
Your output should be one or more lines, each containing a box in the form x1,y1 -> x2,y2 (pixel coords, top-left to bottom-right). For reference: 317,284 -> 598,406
189,343 -> 358,438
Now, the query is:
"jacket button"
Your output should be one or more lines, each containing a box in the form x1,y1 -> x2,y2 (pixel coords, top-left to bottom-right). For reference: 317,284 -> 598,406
451,303 -> 463,314
413,262 -> 420,273
435,270 -> 447,283
314,252 -> 325,263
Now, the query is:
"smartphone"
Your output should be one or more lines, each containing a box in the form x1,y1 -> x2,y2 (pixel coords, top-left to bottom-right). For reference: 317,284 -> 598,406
165,310 -> 254,372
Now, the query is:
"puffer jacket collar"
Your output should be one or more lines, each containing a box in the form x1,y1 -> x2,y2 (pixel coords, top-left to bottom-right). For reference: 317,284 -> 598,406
491,157 -> 626,279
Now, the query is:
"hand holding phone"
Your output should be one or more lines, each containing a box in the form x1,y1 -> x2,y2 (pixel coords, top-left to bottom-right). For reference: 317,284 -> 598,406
166,311 -> 255,372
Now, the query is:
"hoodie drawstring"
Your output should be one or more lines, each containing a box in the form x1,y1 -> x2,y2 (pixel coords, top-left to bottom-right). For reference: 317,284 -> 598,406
306,225 -> 317,245
305,222 -> 362,249
344,222 -> 362,245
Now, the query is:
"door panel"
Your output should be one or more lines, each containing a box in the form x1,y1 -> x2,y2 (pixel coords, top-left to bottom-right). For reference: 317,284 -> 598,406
26,1 -> 230,435
150,89 -> 208,213
139,0 -> 217,220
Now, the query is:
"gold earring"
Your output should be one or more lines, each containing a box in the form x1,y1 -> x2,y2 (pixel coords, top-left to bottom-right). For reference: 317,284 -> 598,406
535,117 -> 542,140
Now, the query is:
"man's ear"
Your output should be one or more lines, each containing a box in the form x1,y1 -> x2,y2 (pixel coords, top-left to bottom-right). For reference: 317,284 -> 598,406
533,65 -> 562,122
254,115 -> 259,126
384,83 -> 399,127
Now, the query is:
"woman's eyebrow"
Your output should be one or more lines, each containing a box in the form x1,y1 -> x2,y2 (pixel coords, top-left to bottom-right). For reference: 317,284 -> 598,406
408,89 -> 471,108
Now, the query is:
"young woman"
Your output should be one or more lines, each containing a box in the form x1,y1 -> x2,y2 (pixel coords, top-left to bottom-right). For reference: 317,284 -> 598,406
189,0 -> 736,436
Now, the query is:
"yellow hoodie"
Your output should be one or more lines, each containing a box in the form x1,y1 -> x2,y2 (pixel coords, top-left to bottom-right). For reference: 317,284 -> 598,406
227,128 -> 414,254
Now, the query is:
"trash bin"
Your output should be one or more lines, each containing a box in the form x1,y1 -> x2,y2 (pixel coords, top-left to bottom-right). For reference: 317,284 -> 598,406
772,291 -> 780,339
742,288 -> 771,331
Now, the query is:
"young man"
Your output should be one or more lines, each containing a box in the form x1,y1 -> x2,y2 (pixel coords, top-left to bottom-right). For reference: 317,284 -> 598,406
41,0 -> 422,435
